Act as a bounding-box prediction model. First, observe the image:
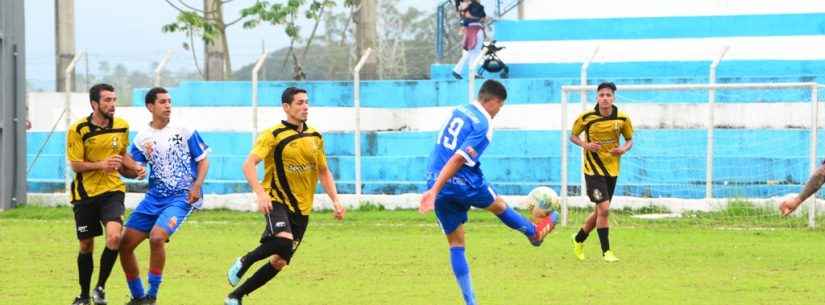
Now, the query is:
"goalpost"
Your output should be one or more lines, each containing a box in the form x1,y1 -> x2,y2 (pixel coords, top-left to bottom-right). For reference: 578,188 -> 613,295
559,82 -> 823,228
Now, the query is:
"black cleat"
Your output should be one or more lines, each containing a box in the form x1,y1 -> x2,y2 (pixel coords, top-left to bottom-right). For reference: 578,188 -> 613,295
144,296 -> 156,305
92,287 -> 107,305
71,296 -> 91,305
124,297 -> 146,305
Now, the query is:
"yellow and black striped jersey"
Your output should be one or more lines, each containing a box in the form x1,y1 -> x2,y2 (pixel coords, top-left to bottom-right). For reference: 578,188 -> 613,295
572,105 -> 633,177
66,115 -> 129,202
251,121 -> 328,215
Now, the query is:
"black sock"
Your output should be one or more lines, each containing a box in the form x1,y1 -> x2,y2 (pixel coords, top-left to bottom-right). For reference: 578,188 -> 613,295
239,240 -> 282,277
95,247 -> 118,289
78,252 -> 93,298
230,263 -> 280,298
597,228 -> 610,253
574,228 -> 589,243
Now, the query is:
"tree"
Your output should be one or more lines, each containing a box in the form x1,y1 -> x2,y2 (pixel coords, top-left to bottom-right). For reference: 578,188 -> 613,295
240,0 -> 345,80
162,0 -> 245,80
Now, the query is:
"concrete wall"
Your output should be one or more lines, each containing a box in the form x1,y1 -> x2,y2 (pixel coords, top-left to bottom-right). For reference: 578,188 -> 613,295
26,82 -> 825,199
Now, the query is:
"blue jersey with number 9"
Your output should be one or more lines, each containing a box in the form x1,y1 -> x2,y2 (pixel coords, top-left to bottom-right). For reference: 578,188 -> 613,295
427,102 -> 493,189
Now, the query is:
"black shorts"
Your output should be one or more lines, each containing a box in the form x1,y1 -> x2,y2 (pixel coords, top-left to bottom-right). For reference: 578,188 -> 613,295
72,191 -> 125,240
585,175 -> 617,204
260,202 -> 309,251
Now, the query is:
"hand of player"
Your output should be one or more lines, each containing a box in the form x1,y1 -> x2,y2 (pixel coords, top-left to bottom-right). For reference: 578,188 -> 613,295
779,197 -> 802,216
585,142 -> 601,152
133,165 -> 147,180
256,191 -> 272,214
419,190 -> 436,214
142,141 -> 154,160
610,147 -> 625,156
100,155 -> 123,172
188,183 -> 202,204
332,201 -> 346,220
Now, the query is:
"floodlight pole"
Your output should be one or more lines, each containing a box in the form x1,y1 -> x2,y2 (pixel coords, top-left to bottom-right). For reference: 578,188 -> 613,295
468,47 -> 488,103
251,50 -> 268,145
809,84 -> 818,228
353,48 -> 373,201
154,49 -> 173,87
579,46 -> 599,204
560,90 -> 569,226
64,52 -> 83,198
707,46 -> 729,204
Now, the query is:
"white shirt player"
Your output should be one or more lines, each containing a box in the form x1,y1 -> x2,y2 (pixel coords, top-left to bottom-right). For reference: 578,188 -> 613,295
129,124 -> 210,204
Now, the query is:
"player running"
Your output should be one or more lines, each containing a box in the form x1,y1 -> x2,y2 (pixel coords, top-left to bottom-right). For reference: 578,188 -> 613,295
224,87 -> 345,305
118,87 -> 210,305
569,81 -> 634,262
419,79 -> 557,305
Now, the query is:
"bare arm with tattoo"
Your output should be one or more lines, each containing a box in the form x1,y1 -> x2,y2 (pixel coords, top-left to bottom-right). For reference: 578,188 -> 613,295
779,165 -> 825,216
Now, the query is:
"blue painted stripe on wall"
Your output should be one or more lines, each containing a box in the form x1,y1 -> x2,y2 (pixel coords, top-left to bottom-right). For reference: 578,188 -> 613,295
495,13 -> 825,42
27,129 -> 825,198
432,60 -> 825,79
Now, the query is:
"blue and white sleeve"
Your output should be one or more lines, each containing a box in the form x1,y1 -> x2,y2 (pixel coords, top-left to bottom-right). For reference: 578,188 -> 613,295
128,142 -> 148,164
456,125 -> 490,167
187,130 -> 210,161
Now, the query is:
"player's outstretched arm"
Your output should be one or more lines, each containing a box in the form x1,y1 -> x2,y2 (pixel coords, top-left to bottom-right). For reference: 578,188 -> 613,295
188,157 -> 209,203
420,153 -> 466,213
242,154 -> 271,214
780,165 -> 825,216
318,165 -> 345,220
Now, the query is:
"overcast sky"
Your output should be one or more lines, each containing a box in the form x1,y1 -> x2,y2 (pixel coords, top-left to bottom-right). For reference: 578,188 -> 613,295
25,0 -> 432,90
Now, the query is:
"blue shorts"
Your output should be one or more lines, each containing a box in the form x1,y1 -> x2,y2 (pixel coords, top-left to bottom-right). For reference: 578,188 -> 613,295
430,181 -> 498,235
126,194 -> 194,237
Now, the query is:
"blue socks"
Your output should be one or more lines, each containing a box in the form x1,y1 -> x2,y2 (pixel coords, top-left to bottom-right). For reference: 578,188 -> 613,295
126,277 -> 144,299
450,247 -> 476,305
147,272 -> 162,297
496,206 -> 536,237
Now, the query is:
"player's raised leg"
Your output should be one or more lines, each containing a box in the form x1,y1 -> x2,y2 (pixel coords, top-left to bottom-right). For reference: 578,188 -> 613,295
485,196 -> 556,246
226,231 -> 294,305
572,211 -> 596,261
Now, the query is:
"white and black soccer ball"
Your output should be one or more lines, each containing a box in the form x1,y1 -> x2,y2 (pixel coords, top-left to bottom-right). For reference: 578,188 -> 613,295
527,186 -> 560,213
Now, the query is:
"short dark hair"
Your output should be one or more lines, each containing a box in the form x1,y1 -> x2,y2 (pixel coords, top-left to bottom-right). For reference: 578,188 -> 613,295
478,79 -> 507,102
597,81 -> 617,92
145,87 -> 169,105
89,83 -> 115,103
281,87 -> 307,104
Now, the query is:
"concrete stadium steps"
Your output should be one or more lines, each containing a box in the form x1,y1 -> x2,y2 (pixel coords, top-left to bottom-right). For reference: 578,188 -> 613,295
26,129 -> 824,198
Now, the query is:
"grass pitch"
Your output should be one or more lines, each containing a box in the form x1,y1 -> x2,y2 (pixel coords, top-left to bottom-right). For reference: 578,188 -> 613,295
2,205 -> 825,305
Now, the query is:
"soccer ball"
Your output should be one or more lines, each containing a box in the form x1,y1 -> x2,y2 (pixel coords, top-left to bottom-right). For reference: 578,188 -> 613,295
527,186 -> 560,213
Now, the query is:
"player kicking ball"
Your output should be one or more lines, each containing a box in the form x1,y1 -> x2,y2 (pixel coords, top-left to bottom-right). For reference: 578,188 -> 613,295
118,87 -> 210,305
779,163 -> 825,216
419,79 -> 557,305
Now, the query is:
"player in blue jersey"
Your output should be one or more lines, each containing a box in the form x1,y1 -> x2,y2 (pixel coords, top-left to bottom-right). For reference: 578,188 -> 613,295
118,87 -> 210,305
419,79 -> 558,305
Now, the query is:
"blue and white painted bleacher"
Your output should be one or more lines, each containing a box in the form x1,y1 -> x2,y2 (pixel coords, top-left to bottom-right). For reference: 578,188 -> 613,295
26,2 -> 825,201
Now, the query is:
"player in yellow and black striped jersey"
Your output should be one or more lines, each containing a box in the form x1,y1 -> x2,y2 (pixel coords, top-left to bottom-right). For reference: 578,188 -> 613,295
569,81 -> 633,263
67,84 -> 146,305
224,87 -> 346,305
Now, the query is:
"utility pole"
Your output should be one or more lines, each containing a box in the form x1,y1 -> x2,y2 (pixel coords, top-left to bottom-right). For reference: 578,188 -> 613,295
204,0 -> 227,80
355,0 -> 378,79
518,1 -> 526,19
55,0 -> 75,91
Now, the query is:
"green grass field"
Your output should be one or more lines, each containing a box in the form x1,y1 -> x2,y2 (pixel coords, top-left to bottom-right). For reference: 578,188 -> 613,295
2,205 -> 825,305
